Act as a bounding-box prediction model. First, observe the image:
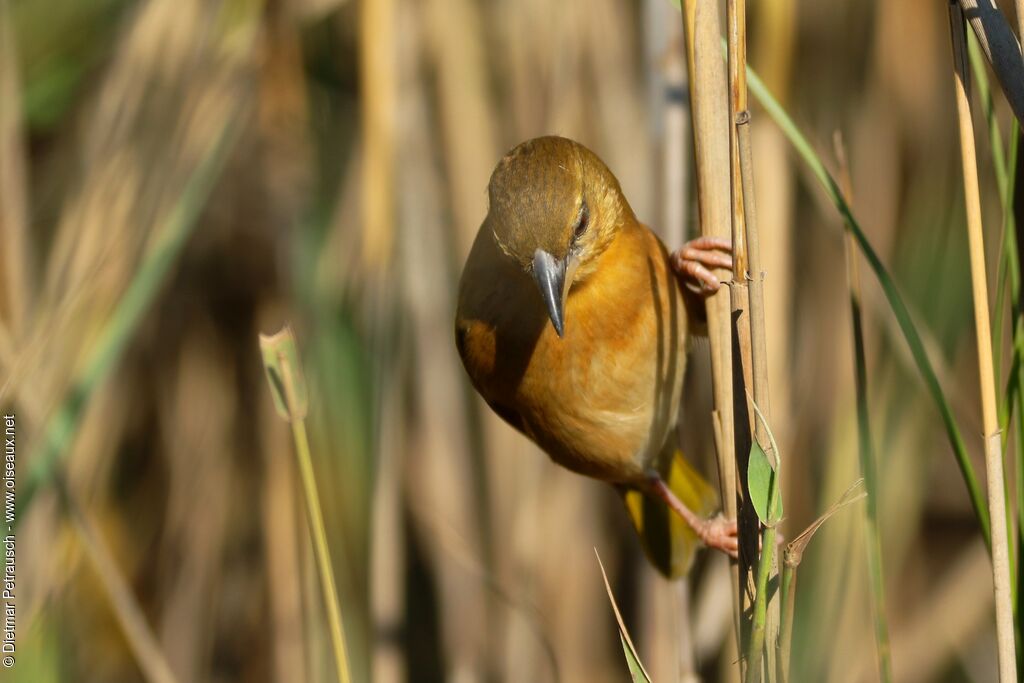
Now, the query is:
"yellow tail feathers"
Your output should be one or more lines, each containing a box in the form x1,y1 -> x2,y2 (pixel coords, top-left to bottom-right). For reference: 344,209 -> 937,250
621,449 -> 719,579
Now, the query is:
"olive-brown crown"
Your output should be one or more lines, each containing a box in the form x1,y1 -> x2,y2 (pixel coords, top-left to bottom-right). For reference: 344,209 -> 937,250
485,136 -> 634,278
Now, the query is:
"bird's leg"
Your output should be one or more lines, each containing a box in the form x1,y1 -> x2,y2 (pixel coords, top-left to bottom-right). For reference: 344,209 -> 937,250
648,474 -> 739,558
670,235 -> 733,296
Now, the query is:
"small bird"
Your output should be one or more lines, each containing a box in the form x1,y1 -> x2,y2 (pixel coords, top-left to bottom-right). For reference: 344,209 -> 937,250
455,136 -> 736,577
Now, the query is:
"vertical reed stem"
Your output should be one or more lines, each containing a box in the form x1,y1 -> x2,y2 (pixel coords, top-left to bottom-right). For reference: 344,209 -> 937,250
680,0 -> 741,661
744,399 -> 780,683
726,6 -> 757,673
740,113 -> 780,683
948,5 -> 1018,680
778,557 -> 796,683
360,0 -> 395,266
730,0 -> 780,676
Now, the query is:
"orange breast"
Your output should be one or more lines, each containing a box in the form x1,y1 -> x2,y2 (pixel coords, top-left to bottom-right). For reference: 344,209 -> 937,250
455,221 -> 689,484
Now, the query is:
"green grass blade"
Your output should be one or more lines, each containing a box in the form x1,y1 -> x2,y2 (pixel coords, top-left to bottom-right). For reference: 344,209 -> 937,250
745,62 -> 992,545
619,634 -> 652,683
596,551 -> 652,683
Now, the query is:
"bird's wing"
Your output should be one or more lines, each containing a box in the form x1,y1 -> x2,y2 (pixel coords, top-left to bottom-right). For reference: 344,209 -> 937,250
455,224 -> 551,436
484,397 -> 527,434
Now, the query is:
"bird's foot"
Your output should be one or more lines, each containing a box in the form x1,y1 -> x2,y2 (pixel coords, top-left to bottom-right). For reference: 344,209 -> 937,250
695,514 -> 740,558
648,474 -> 739,559
670,236 -> 733,296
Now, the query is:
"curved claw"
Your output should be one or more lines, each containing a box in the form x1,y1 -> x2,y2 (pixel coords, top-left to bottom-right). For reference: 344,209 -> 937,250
699,514 -> 739,559
671,236 -> 734,296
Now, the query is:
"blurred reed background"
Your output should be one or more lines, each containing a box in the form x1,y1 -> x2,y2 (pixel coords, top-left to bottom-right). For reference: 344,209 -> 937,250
0,0 -> 1018,680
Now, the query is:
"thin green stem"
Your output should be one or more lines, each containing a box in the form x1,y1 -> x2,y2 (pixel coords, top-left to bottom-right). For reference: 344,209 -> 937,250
745,521 -> 777,683
259,329 -> 352,683
849,282 -> 893,681
281,357 -> 353,683
290,415 -> 353,683
779,559 -> 797,683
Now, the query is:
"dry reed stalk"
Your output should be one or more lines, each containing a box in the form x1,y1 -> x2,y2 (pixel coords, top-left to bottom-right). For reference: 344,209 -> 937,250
421,7 -> 520,671
948,4 -> 1017,680
58,477 -> 181,683
13,0 -> 254,518
663,29 -> 690,250
0,0 -> 31,338
646,8 -> 695,677
729,0 -> 781,676
692,554 -> 737,660
586,0 -> 653,219
370,366 -> 407,683
725,7 -> 758,660
156,336 -> 233,681
727,0 -> 748,272
360,0 -> 396,267
672,581 -> 699,683
398,7 -> 493,674
955,0 -> 1024,125
679,0 -> 741,661
490,0 -> 555,136
368,8 -> 436,682
427,0 -> 499,258
750,0 -> 794,517
740,117 -> 782,682
17,372 -> 128,630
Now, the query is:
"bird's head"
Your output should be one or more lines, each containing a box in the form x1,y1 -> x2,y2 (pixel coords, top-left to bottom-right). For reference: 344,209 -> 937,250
485,136 -> 634,338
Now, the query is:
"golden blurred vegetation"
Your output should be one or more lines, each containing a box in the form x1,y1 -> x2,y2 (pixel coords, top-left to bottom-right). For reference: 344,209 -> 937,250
1,0 -> 1021,681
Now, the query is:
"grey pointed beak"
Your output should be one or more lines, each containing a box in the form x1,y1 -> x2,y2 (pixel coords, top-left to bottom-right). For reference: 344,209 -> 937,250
532,249 -> 567,338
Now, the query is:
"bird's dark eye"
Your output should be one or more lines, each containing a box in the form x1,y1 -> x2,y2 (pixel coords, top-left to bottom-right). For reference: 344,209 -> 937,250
573,199 -> 589,241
